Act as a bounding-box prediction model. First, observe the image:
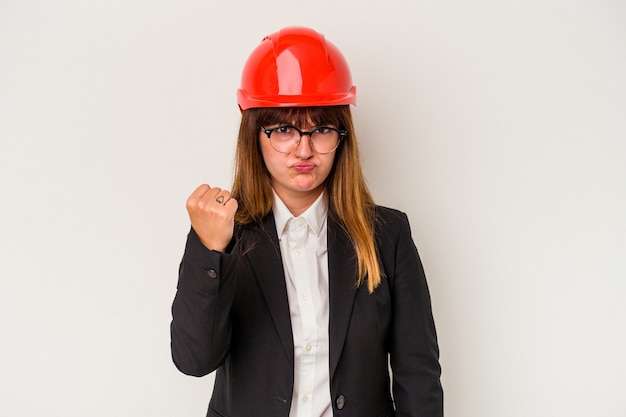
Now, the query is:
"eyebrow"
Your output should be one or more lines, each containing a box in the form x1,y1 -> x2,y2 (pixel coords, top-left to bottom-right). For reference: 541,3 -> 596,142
270,122 -> 336,128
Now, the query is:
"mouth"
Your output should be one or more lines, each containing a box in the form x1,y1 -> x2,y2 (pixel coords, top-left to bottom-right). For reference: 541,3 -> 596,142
293,163 -> 315,173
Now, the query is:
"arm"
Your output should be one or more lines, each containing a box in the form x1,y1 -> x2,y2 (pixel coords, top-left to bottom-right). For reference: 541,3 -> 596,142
170,184 -> 239,376
388,212 -> 443,416
170,228 -> 238,376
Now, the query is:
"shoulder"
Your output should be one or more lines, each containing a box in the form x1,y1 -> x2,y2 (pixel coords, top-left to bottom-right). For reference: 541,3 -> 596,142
374,205 -> 410,227
230,214 -> 280,253
373,205 -> 412,242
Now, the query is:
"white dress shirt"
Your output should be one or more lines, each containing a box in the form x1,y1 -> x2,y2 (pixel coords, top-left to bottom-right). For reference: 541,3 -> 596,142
273,191 -> 332,417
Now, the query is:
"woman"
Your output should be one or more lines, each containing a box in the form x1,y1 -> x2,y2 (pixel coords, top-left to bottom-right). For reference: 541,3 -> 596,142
171,26 -> 443,417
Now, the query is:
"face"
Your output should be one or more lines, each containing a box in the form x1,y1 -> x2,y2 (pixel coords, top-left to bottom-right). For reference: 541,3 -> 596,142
259,121 -> 337,206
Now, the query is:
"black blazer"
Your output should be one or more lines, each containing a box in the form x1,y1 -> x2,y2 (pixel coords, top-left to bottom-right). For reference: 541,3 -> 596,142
171,206 -> 443,417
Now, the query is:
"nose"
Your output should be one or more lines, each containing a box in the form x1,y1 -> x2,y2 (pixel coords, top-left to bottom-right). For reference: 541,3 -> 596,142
294,134 -> 314,158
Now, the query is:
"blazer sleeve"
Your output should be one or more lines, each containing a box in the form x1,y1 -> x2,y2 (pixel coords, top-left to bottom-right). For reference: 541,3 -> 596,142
386,211 -> 444,417
170,227 -> 238,377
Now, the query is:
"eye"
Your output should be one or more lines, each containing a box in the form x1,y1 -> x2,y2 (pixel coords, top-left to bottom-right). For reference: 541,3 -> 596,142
274,126 -> 295,136
312,127 -> 333,135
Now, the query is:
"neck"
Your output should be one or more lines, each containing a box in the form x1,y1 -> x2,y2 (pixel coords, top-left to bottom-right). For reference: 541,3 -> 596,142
274,186 -> 324,217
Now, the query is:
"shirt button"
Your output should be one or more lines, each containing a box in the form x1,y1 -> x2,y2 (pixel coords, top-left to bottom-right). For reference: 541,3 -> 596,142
300,293 -> 308,301
336,395 -> 345,410
302,395 -> 309,403
305,343 -> 313,352
207,269 -> 217,279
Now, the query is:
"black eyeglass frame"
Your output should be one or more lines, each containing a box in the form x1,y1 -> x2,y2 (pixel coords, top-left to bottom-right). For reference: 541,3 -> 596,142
260,125 -> 347,154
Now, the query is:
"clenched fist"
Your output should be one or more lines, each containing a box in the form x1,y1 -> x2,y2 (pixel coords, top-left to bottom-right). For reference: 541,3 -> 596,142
186,184 -> 238,252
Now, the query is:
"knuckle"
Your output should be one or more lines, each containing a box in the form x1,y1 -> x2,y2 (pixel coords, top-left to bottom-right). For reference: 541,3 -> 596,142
186,199 -> 199,211
197,200 -> 211,212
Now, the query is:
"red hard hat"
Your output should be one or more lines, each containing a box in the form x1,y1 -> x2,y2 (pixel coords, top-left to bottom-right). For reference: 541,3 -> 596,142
237,26 -> 356,110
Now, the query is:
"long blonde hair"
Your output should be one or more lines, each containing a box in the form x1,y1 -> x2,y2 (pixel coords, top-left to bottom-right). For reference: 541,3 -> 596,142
231,105 -> 381,292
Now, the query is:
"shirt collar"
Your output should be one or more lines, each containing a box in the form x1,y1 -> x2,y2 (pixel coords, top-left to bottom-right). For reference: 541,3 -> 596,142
272,190 -> 328,238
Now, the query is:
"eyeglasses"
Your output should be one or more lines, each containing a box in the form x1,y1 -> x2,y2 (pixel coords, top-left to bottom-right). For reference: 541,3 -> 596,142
260,125 -> 347,154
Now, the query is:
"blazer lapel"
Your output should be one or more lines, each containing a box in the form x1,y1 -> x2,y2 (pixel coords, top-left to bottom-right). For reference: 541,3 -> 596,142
243,214 -> 359,377
244,213 -> 294,365
327,216 -> 358,379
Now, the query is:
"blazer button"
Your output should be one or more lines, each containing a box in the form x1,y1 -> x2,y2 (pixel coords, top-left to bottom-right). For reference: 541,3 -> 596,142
207,269 -> 218,279
336,395 -> 345,410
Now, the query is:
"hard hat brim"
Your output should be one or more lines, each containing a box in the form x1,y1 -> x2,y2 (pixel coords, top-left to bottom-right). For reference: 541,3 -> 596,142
237,87 -> 356,110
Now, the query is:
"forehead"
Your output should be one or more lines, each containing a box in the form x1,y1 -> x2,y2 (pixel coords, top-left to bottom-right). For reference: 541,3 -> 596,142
256,106 -> 342,127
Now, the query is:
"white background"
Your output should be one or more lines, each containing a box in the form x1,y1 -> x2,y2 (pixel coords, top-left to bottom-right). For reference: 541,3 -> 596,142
1,1 -> 625,416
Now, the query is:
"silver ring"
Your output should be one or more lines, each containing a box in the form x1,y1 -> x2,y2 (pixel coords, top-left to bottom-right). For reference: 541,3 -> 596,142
215,196 -> 225,204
